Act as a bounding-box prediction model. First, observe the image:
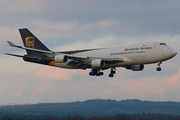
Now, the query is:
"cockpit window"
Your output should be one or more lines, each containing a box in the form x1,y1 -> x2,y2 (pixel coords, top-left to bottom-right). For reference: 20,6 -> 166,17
160,43 -> 166,45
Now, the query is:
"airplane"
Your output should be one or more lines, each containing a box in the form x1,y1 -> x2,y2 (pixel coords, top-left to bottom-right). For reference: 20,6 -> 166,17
5,28 -> 177,77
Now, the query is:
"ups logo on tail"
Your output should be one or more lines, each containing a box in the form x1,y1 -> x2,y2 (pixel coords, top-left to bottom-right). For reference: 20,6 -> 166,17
25,37 -> 34,48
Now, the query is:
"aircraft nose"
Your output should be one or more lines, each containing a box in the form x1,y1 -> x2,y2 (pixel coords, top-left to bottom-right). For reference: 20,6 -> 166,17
162,47 -> 177,58
172,49 -> 177,56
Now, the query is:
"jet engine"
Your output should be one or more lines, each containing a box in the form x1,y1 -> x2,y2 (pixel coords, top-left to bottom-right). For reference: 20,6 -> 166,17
91,59 -> 105,68
54,54 -> 67,63
126,65 -> 144,71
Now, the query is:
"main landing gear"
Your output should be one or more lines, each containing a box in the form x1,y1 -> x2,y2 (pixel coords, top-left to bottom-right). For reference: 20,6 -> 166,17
109,68 -> 116,78
89,68 -> 117,77
156,62 -> 162,71
89,69 -> 104,76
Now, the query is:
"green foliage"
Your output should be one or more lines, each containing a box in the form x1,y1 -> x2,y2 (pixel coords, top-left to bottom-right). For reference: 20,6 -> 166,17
0,99 -> 180,119
0,114 -> 180,120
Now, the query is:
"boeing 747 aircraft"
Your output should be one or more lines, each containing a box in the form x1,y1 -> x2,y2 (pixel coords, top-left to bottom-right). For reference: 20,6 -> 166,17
6,28 -> 177,77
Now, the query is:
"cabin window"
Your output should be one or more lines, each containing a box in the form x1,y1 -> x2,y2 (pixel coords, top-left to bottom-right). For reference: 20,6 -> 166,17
160,43 -> 166,45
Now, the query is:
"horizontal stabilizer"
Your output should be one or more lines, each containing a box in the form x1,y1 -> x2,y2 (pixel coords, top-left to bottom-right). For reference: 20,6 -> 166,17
7,41 -> 17,47
4,53 -> 24,57
5,53 -> 41,60
7,41 -> 53,54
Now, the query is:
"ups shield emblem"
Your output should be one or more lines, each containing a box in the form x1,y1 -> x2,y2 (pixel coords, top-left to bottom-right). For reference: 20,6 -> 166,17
25,37 -> 34,48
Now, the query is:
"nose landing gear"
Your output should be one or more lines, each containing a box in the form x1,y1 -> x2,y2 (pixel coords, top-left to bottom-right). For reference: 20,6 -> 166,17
156,62 -> 162,71
109,68 -> 116,78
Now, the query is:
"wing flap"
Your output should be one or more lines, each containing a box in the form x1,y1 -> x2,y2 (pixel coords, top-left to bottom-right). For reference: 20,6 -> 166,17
67,60 -> 89,69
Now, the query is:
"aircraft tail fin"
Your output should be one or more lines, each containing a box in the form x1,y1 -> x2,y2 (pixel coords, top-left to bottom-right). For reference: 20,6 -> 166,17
19,28 -> 50,55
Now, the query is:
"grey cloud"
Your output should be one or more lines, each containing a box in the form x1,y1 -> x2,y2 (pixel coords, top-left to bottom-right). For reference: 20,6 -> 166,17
1,0 -> 180,35
0,0 -> 179,50
36,0 -> 180,36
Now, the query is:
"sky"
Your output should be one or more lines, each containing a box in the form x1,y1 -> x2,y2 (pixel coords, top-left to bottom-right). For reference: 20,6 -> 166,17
0,0 -> 180,104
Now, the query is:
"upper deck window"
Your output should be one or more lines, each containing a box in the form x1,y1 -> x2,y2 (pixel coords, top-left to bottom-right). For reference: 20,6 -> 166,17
160,43 -> 166,45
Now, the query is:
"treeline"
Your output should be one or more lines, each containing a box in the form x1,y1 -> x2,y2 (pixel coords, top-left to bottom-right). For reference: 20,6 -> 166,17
1,99 -> 180,116
0,113 -> 180,120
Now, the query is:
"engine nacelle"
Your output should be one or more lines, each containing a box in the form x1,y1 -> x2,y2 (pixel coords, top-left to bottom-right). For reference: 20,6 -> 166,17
54,54 -> 67,63
126,65 -> 144,71
91,59 -> 105,68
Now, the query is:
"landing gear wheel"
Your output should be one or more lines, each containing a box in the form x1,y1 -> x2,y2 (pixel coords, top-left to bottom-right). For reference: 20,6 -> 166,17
111,71 -> 116,74
96,73 -> 100,76
109,74 -> 114,77
89,72 -> 95,76
89,69 -> 104,76
156,62 -> 162,72
99,72 -> 104,76
156,67 -> 161,71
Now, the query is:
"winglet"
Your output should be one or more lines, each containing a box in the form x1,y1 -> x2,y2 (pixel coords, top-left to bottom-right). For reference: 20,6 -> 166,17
7,41 -> 16,47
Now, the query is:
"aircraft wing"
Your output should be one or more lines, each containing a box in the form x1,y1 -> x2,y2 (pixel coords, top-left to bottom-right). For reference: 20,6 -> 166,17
66,54 -> 124,62
66,56 -> 125,68
66,54 -> 88,59
7,41 -> 128,66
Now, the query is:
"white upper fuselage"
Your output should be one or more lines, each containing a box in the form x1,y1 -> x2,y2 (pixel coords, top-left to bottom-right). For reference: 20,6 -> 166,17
53,42 -> 177,69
